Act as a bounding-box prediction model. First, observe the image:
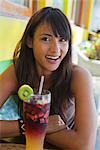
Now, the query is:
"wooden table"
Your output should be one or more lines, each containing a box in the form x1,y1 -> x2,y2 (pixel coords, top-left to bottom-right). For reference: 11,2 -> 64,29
0,143 -> 50,150
0,144 -> 25,150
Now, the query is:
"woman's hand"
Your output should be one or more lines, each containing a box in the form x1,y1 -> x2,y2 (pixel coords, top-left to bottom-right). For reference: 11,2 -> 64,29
47,115 -> 66,134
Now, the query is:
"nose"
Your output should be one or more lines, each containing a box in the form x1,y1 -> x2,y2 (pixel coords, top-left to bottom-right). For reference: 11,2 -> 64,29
50,39 -> 61,53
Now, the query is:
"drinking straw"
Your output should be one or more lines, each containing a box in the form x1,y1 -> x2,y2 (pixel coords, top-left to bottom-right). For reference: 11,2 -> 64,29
38,76 -> 44,95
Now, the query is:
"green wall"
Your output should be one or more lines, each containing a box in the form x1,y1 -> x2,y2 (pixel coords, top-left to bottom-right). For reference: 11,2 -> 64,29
0,60 -> 12,73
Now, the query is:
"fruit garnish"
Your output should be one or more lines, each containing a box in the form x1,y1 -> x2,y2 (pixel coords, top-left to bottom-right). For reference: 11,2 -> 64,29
18,84 -> 34,102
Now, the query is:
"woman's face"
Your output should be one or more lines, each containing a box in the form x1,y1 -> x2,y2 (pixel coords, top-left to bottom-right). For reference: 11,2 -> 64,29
30,22 -> 69,76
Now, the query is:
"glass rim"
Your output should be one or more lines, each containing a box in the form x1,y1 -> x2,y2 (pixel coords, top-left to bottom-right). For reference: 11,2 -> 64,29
31,88 -> 51,96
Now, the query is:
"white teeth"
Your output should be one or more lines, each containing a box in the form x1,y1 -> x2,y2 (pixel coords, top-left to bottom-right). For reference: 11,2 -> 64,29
46,56 -> 60,60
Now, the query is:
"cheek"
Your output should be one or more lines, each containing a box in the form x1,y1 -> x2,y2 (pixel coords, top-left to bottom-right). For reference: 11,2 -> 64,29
33,49 -> 40,60
33,46 -> 45,63
62,46 -> 69,56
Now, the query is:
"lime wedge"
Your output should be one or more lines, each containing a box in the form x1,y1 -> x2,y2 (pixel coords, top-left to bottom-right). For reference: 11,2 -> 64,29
18,84 -> 34,102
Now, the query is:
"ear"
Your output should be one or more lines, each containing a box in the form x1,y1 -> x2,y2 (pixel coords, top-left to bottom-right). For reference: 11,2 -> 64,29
26,36 -> 33,48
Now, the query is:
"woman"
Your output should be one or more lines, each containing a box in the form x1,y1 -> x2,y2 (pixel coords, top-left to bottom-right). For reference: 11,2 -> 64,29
0,7 -> 97,149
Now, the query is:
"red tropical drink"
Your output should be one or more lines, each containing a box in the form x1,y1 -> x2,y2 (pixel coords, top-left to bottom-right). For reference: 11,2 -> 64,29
23,89 -> 51,150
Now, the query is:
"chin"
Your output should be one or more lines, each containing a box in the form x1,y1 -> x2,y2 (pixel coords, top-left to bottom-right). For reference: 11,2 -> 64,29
48,66 -> 59,72
44,63 -> 60,72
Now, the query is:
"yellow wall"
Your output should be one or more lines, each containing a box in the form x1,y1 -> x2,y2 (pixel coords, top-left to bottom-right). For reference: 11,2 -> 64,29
0,16 -> 28,61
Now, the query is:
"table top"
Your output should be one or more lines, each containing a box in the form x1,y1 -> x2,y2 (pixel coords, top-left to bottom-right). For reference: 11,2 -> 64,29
0,143 -> 49,150
0,143 -> 25,150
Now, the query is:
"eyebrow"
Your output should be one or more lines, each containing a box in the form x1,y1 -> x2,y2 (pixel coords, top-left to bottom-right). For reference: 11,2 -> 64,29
40,33 -> 53,37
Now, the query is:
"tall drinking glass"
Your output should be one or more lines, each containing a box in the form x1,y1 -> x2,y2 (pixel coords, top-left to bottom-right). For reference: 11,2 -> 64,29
23,89 -> 51,150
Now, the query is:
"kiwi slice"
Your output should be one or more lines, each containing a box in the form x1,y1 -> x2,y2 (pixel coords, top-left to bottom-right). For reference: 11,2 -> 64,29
18,84 -> 34,102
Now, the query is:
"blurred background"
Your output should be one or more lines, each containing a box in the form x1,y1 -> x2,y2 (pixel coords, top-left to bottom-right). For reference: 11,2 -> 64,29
0,0 -> 100,149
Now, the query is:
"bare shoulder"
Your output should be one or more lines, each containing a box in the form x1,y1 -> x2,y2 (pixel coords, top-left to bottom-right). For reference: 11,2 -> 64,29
0,64 -> 17,81
72,65 -> 92,79
71,65 -> 93,95
0,64 -> 18,96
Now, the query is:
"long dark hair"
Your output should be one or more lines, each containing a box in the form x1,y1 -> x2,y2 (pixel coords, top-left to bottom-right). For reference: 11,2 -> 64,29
13,7 -> 73,123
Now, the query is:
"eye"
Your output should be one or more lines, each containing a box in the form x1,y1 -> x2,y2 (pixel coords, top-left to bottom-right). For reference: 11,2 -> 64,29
41,37 -> 50,42
59,37 -> 67,42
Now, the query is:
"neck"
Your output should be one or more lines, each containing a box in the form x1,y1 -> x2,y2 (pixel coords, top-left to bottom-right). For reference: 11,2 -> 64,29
42,75 -> 52,90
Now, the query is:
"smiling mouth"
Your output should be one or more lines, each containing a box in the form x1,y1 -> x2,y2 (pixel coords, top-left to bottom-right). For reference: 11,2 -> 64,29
46,55 -> 61,61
